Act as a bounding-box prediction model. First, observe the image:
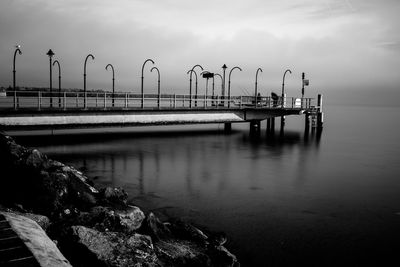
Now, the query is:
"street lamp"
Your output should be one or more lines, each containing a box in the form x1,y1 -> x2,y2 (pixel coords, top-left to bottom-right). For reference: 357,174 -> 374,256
255,68 -> 263,108
46,49 -> 55,108
53,60 -> 61,107
105,64 -> 115,107
213,73 -> 223,106
141,59 -> 155,108
282,69 -> 292,108
228,66 -> 242,108
84,54 -> 95,109
221,64 -> 227,98
151,66 -> 161,108
189,64 -> 203,108
187,69 -> 198,108
13,45 -> 22,91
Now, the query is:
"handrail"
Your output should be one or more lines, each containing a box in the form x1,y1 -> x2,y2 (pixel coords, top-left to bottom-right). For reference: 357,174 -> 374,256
0,90 -> 315,111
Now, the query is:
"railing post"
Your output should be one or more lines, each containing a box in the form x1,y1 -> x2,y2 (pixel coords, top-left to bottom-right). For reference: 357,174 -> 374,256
96,93 -> 98,108
76,93 -> 79,108
240,96 -> 242,109
174,94 -> 176,108
38,91 -> 41,111
182,95 -> 185,108
204,94 -> 207,109
104,92 -> 107,110
84,92 -> 87,109
63,92 -> 67,110
13,91 -> 17,110
125,93 -> 128,109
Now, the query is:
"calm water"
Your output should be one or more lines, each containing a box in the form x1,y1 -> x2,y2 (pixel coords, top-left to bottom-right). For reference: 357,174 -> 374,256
16,105 -> 400,266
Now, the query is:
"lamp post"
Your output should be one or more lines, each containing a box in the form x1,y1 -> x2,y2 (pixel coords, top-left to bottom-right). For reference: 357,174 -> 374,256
187,69 -> 197,108
221,64 -> 227,99
282,69 -> 292,108
46,49 -> 55,108
151,67 -> 161,108
255,68 -> 263,108
141,59 -> 155,109
213,73 -> 223,106
105,64 -> 115,107
189,64 -> 203,108
13,45 -> 22,91
84,54 -> 95,109
53,60 -> 61,107
228,66 -> 242,108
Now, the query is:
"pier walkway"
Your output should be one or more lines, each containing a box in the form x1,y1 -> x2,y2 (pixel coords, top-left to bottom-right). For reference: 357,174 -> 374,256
0,91 -> 323,131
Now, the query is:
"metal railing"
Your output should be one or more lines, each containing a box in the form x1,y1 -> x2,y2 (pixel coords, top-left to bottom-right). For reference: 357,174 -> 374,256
0,91 -> 314,111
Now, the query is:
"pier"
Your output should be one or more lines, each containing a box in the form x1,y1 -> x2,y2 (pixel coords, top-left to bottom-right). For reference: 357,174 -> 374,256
0,91 -> 323,132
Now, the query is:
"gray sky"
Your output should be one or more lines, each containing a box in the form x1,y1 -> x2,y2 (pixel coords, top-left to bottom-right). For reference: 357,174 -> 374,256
1,0 -> 399,105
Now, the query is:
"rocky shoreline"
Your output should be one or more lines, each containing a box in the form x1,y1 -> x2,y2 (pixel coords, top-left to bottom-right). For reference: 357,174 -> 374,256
0,133 -> 239,266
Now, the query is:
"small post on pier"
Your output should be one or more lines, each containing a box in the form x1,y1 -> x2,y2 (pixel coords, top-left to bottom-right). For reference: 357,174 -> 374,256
224,123 -> 232,133
317,94 -> 323,129
250,120 -> 261,136
63,92 -> 66,110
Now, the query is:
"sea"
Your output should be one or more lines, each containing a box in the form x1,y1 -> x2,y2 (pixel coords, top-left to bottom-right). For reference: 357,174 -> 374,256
14,104 -> 400,266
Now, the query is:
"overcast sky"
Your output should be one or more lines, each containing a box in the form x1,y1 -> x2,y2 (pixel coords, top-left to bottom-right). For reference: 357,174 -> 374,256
1,0 -> 399,105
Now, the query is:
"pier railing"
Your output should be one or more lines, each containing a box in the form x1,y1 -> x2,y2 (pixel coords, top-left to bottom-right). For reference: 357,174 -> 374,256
0,91 -> 314,111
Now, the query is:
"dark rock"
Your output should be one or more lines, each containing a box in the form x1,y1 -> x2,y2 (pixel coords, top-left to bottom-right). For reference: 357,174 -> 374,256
67,225 -> 159,267
169,219 -> 209,245
207,245 -> 240,267
98,187 -> 128,206
77,205 -> 145,233
154,239 -> 211,267
143,212 -> 172,241
25,149 -> 46,169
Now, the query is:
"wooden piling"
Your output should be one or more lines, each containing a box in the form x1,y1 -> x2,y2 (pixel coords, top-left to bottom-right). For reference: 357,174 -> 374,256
224,123 -> 232,133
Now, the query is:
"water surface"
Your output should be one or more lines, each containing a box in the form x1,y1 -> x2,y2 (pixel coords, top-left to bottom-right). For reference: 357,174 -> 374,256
16,105 -> 400,266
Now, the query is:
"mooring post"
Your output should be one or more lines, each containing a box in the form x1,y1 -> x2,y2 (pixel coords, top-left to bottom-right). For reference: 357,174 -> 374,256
224,123 -> 232,133
305,113 -> 310,132
63,92 -> 66,110
250,120 -> 261,136
266,118 -> 271,133
317,94 -> 323,128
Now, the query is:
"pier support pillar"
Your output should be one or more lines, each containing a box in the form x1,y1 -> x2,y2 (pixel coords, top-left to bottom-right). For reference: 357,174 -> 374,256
224,123 -> 232,133
250,120 -> 261,136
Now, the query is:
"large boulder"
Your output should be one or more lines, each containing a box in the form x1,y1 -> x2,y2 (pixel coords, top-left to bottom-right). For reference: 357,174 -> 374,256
66,225 -> 159,267
77,205 -> 145,233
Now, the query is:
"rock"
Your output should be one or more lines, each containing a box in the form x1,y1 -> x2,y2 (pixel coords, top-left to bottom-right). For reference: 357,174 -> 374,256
77,206 -> 145,233
143,212 -> 172,241
207,245 -> 240,267
67,225 -> 159,267
169,220 -> 209,244
98,187 -> 128,206
155,239 -> 211,267
25,149 -> 46,169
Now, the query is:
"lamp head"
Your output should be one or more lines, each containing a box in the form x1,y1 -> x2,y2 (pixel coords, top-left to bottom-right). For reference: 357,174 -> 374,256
46,49 -> 55,58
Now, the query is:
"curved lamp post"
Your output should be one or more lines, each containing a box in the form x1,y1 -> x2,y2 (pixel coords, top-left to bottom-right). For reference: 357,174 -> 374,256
201,71 -> 211,107
13,45 -> 22,90
105,64 -> 115,107
53,59 -> 61,107
187,69 -> 198,108
141,59 -> 155,108
151,66 -> 161,108
189,64 -> 203,108
46,49 -> 55,108
255,68 -> 263,108
213,73 -> 223,106
84,54 -> 95,109
228,66 -> 242,108
282,69 -> 292,108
